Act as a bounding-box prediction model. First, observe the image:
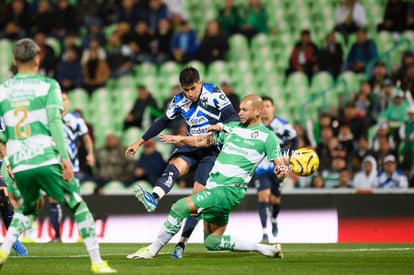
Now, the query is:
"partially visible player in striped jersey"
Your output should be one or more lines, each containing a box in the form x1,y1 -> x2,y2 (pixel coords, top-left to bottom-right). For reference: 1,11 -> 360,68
125,66 -> 239,258
0,38 -> 115,273
47,91 -> 95,242
127,94 -> 288,259
251,96 -> 298,243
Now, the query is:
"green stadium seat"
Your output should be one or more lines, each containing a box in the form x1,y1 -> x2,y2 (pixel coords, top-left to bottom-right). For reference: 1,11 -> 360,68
375,31 -> 396,54
45,37 -> 62,57
206,60 -> 230,83
121,127 -> 142,147
68,88 -> 89,113
228,34 -> 250,61
158,61 -> 182,77
80,181 -> 97,195
185,60 -> 206,76
310,72 -> 334,97
103,181 -> 127,194
337,70 -> 361,94
285,71 -> 309,88
134,62 -> 157,77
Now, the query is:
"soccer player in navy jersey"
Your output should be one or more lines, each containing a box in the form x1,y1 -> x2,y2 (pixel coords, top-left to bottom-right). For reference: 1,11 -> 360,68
251,96 -> 298,243
125,66 -> 239,258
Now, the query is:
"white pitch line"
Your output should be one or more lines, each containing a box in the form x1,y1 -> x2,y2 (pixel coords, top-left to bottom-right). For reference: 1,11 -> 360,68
9,247 -> 414,259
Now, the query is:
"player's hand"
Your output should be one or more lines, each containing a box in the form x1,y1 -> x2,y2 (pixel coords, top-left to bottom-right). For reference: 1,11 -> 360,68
159,133 -> 183,144
125,140 -> 142,157
61,159 -> 74,181
207,123 -> 223,132
274,165 -> 289,179
86,153 -> 95,166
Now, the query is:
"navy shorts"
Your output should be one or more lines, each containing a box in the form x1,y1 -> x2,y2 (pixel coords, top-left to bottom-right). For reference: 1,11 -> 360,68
252,174 -> 283,197
170,144 -> 219,186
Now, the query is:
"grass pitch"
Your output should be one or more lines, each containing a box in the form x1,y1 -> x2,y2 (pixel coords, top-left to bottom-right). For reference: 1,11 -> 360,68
2,243 -> 414,274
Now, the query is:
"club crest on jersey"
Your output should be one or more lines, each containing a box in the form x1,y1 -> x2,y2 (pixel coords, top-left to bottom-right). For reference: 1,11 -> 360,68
250,130 -> 259,138
201,96 -> 208,107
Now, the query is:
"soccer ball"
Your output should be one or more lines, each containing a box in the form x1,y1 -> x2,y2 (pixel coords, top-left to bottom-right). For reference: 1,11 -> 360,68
289,147 -> 319,177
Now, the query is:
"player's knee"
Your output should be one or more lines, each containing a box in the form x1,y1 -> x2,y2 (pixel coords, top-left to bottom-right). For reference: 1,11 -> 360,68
170,197 -> 190,218
204,234 -> 222,251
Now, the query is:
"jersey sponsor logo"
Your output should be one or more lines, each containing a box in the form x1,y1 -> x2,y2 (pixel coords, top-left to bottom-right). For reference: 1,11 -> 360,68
190,126 -> 209,136
13,146 -> 44,163
222,143 -> 248,156
189,116 -> 208,125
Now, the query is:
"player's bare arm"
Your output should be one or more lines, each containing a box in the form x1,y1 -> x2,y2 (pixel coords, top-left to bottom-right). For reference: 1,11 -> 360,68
125,138 -> 145,157
159,133 -> 215,147
82,134 -> 95,166
0,142 -> 14,180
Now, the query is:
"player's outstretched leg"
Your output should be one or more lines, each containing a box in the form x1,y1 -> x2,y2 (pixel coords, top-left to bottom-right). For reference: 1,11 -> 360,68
133,184 -> 157,212
171,216 -> 198,259
133,164 -> 181,212
271,203 -> 281,237
204,233 -> 283,258
128,197 -> 189,259
49,202 -> 62,242
71,201 -> 117,273
1,202 -> 29,256
0,211 -> 35,270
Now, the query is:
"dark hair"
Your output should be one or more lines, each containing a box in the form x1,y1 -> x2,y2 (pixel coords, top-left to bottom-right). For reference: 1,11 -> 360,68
261,96 -> 274,105
179,66 -> 200,86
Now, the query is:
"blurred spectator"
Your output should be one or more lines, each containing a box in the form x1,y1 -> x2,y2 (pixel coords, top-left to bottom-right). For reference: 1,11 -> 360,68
369,121 -> 396,151
345,28 -> 378,73
31,0 -> 55,35
170,19 -> 199,63
377,0 -> 407,33
0,0 -> 31,40
106,30 -> 134,78
145,0 -> 169,36
81,17 -> 106,50
351,136 -> 375,172
239,0 -> 268,41
353,81 -> 373,119
128,20 -> 152,64
321,156 -> 348,188
115,0 -> 146,30
123,84 -> 159,130
94,132 -> 135,191
198,20 -> 229,66
61,32 -> 82,59
406,0 -> 414,30
373,136 -> 398,168
81,38 -> 107,65
310,174 -> 325,188
374,154 -> 408,188
335,168 -> 353,188
339,102 -> 369,140
353,155 -> 377,189
82,48 -> 111,95
368,61 -> 389,95
372,78 -> 396,122
96,0 -> 120,26
220,79 -> 240,113
33,31 -> 58,78
334,0 -> 367,43
53,0 -> 81,39
315,126 -> 335,172
286,29 -> 319,81
216,0 -> 241,37
148,18 -> 174,66
399,105 -> 414,175
306,112 -> 339,147
337,124 -> 355,156
317,32 -> 343,79
293,122 -> 312,148
56,45 -> 82,91
379,90 -> 409,147
133,140 -> 167,186
400,64 -> 414,100
392,51 -> 414,84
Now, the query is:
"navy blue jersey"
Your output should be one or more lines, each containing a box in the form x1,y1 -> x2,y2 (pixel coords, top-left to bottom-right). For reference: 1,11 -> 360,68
62,112 -> 88,172
165,83 -> 234,136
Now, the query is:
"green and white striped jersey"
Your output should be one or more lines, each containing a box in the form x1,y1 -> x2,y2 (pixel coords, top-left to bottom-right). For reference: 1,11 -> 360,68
0,73 -> 63,173
207,121 -> 282,189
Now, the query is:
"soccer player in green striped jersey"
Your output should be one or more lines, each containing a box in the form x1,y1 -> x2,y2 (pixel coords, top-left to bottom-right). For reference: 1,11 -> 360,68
0,38 -> 116,273
127,94 -> 288,259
